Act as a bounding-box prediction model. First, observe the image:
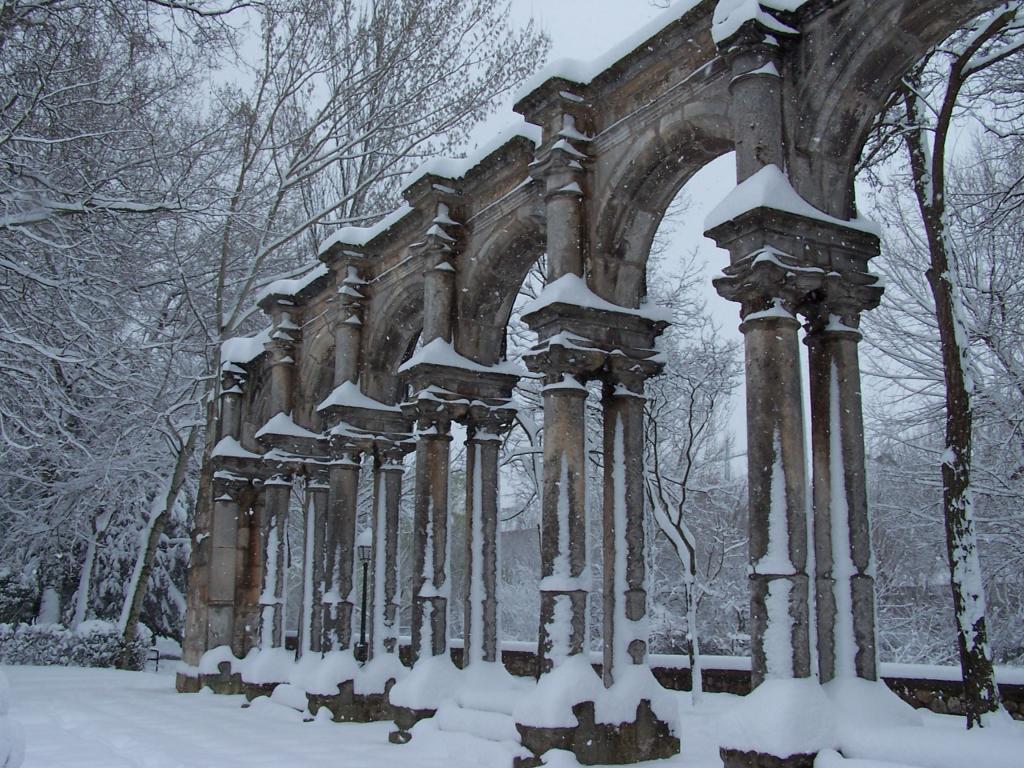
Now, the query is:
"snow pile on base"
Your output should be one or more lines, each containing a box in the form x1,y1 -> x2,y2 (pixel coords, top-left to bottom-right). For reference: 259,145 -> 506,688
354,653 -> 407,695
456,661 -> 522,712
196,645 -> 240,676
398,337 -> 524,376
388,654 -> 463,710
254,413 -> 323,440
513,655 -> 603,728
823,678 -> 921,732
239,647 -> 295,685
289,651 -> 360,695
0,669 -> 24,768
317,380 -> 401,413
704,164 -> 880,235
594,664 -> 677,727
268,683 -> 309,712
519,273 -> 672,323
717,678 -> 835,757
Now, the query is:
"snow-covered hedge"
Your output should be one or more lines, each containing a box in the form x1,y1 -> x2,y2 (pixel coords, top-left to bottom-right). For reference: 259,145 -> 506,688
0,621 -> 152,671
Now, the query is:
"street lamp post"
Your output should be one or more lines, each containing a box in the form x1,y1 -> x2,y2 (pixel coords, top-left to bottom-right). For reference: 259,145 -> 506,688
355,528 -> 372,663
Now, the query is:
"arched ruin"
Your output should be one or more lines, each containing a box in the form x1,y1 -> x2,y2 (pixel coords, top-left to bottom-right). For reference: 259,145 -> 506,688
176,2 -> 1006,765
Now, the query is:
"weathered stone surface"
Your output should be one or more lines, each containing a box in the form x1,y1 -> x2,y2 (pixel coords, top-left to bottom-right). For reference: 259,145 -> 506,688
306,679 -> 396,723
720,748 -> 815,768
389,705 -> 436,744
518,700 -> 679,766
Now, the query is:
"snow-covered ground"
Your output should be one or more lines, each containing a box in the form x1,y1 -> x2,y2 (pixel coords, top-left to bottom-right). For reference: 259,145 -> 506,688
3,664 -> 1022,768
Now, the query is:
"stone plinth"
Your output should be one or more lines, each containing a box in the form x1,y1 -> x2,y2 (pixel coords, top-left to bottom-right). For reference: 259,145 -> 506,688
720,749 -> 816,768
306,679 -> 395,723
388,705 -> 436,744
517,700 -> 678,766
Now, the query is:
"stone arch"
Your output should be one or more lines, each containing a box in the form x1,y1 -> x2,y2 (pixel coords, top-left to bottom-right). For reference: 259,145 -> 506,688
455,205 -> 545,365
590,113 -> 731,308
360,274 -> 424,403
790,0 -> 1006,215
296,312 -> 335,429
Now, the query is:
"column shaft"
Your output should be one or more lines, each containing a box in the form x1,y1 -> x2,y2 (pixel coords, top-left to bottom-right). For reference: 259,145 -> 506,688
464,432 -> 502,666
369,455 -> 403,659
334,322 -> 361,385
601,382 -> 648,686
259,479 -> 291,648
207,495 -> 239,648
411,429 -> 451,661
297,483 -> 328,657
233,494 -> 262,657
742,313 -> 811,685
546,192 -> 583,280
537,382 -> 589,673
323,458 -> 359,650
422,265 -> 455,345
808,326 -> 878,682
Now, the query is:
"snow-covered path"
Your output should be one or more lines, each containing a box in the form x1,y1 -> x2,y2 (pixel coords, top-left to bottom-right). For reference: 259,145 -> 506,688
4,665 -> 723,768
5,664 -> 1022,768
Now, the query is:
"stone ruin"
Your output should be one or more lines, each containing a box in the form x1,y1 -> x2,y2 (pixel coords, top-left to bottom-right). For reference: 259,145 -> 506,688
176,2 -> 1005,765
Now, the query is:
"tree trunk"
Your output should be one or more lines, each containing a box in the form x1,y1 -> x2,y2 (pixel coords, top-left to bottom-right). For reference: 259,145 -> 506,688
903,81 -> 1002,726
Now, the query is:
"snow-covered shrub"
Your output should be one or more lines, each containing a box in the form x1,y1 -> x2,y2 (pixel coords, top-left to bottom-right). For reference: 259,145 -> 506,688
0,573 -> 35,626
0,621 -> 151,670
0,669 -> 25,768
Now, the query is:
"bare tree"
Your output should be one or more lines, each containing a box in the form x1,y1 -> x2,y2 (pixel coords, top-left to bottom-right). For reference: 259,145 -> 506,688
860,6 -> 1024,726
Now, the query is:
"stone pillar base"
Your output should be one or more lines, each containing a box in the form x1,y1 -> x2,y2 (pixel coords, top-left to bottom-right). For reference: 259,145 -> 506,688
388,704 -> 436,744
175,672 -> 201,693
177,663 -> 244,695
242,681 -> 280,702
720,748 -> 816,768
306,679 -> 395,723
517,700 -> 678,766
201,671 -> 244,695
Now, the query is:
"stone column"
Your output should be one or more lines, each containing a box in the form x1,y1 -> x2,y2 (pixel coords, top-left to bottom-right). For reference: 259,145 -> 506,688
265,306 -> 297,417
537,374 -> 589,674
806,309 -> 878,682
422,256 -> 455,345
259,474 -> 292,648
536,117 -> 587,282
233,491 -> 263,657
410,417 -> 452,662
334,265 -> 365,385
463,422 -> 503,666
369,448 -> 404,659
738,295 -> 812,685
208,491 -> 240,649
601,372 -> 649,687
723,31 -> 785,184
297,471 -> 329,657
322,452 -> 360,651
220,370 -> 243,441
